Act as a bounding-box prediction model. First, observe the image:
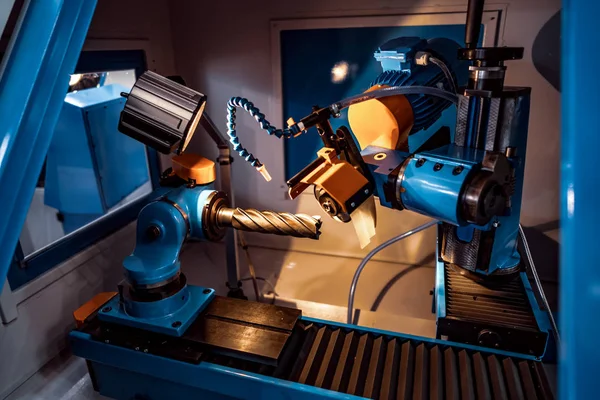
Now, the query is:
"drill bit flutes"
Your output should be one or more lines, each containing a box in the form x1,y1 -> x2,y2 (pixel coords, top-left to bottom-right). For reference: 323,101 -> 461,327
216,207 -> 321,239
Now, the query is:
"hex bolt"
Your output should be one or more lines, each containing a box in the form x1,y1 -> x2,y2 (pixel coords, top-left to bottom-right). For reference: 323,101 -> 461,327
416,158 -> 426,167
433,163 -> 443,171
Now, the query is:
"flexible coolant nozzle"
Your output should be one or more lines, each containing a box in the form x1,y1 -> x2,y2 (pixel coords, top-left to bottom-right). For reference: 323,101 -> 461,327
256,165 -> 272,182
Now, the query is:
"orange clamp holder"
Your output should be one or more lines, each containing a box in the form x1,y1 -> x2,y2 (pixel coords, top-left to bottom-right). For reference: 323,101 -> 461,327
73,292 -> 117,328
172,153 -> 216,184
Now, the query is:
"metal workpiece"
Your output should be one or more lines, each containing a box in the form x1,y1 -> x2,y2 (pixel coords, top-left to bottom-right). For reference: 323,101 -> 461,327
215,207 -> 322,239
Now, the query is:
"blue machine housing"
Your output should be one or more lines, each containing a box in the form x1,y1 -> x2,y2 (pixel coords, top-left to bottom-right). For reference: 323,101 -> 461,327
123,186 -> 216,287
102,186 -> 220,337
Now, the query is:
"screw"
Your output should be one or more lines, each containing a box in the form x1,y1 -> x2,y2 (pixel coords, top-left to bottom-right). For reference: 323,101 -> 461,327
172,321 -> 182,328
102,306 -> 112,313
416,158 -> 426,167
104,339 -> 110,344
350,202 -> 356,208
452,166 -> 464,175
146,225 -> 161,240
135,347 -> 140,351
143,349 -> 148,353
203,289 -> 211,294
364,189 -> 369,194
433,163 -> 443,171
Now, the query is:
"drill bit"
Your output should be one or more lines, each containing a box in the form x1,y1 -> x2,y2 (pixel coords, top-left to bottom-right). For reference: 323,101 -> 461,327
216,207 -> 321,239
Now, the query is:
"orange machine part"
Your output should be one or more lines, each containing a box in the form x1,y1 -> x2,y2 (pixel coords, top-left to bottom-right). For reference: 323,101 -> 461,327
73,292 -> 117,327
347,84 -> 414,151
172,153 -> 216,184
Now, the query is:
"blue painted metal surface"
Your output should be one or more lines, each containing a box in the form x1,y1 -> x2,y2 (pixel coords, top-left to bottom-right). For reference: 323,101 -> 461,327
123,200 -> 187,286
434,247 -> 446,319
164,186 -> 216,240
83,86 -> 150,208
0,0 -> 97,290
400,154 -> 473,225
45,84 -> 150,227
46,96 -> 104,215
123,187 -> 216,286
98,286 -> 215,337
560,1 -> 599,398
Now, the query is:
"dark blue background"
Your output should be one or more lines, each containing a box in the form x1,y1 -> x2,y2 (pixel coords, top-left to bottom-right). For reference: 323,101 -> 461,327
280,24 -> 467,180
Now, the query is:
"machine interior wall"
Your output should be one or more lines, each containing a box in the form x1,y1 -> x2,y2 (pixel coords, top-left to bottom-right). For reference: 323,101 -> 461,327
0,1 -> 176,397
169,0 -> 561,265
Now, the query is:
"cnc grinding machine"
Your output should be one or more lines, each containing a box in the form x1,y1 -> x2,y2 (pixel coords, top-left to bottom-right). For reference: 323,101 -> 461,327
68,0 -> 557,398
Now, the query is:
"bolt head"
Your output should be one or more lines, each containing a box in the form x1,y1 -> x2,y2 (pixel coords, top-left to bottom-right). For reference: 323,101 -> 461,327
146,225 -> 161,240
350,202 -> 356,208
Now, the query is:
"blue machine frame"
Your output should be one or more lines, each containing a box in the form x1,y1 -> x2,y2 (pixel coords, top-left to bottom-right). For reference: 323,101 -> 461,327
560,1 -> 599,399
0,0 -> 98,291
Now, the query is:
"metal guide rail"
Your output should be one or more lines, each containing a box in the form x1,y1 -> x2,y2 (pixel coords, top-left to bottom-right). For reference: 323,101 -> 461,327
438,264 -> 549,357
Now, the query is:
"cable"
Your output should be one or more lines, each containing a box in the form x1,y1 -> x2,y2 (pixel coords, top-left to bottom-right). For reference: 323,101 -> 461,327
226,97 -> 301,181
228,87 -> 456,179
347,220 -> 438,324
238,232 -> 261,302
429,56 -> 458,94
332,85 -> 458,113
240,277 -> 279,304
519,224 -> 561,345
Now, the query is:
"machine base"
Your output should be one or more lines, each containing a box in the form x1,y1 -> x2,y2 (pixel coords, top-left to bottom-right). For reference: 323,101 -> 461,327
97,285 -> 215,337
71,294 -> 555,399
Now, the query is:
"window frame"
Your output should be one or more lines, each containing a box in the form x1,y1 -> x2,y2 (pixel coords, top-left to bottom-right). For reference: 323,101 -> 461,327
7,49 -> 161,289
